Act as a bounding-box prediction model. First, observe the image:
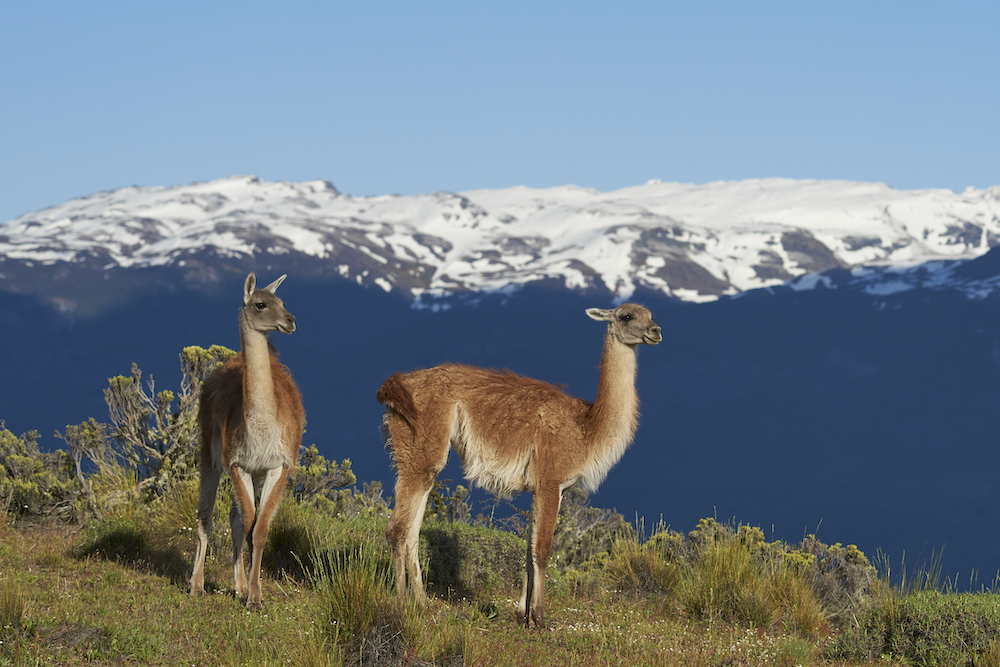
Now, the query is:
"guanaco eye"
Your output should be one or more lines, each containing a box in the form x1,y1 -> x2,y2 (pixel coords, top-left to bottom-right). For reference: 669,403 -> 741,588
620,313 -> 633,322
254,301 -> 267,310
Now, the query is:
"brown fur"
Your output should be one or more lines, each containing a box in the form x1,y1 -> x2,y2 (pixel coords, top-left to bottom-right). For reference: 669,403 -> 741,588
378,303 -> 661,627
189,273 -> 305,609
197,348 -> 304,473
376,372 -> 417,426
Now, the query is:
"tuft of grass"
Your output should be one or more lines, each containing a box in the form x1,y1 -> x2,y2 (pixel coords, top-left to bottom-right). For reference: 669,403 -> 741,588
0,580 -> 26,635
766,561 -> 828,638
309,539 -> 416,665
772,635 -> 819,666
147,477 -> 200,555
310,539 -> 395,645
677,527 -> 779,629
979,639 -> 1000,667
603,525 -> 683,598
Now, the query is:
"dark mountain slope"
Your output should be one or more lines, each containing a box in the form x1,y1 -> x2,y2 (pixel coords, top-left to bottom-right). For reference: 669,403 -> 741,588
2,277 -> 999,584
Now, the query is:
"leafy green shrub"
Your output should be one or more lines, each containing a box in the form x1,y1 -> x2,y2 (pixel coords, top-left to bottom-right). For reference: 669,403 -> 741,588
420,521 -> 524,599
826,591 -> 1000,665
322,481 -> 392,520
687,516 -> 733,551
425,479 -> 472,524
102,345 -> 235,495
0,424 -> 80,522
293,445 -> 356,504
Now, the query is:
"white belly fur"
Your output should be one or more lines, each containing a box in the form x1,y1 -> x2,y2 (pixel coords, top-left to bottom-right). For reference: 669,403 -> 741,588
450,405 -> 534,499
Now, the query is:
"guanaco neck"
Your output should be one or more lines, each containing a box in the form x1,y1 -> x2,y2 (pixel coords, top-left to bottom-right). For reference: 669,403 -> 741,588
584,329 -> 639,457
239,310 -> 277,422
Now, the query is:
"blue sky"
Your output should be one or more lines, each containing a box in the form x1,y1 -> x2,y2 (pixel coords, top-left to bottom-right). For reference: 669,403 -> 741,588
1,1 -> 997,223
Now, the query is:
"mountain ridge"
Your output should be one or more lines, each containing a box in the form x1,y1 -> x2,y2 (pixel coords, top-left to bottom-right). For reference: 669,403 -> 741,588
3,175 -> 1000,316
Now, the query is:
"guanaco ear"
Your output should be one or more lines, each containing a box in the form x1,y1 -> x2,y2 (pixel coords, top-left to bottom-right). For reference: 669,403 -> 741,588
244,272 -> 257,304
263,274 -> 287,294
586,308 -> 613,321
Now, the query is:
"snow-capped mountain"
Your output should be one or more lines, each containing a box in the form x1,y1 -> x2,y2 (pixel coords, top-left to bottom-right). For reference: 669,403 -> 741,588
3,175 -> 1000,312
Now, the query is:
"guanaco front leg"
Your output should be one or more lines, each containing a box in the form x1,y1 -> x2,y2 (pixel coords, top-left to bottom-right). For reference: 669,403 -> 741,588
245,465 -> 289,609
519,484 -> 561,628
229,466 -> 256,601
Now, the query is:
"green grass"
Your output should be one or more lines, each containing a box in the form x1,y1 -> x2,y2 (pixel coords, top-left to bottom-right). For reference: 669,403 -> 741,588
4,499 -> 1000,666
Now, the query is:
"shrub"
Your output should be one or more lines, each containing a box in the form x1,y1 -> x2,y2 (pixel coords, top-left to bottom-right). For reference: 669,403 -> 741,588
425,479 -> 472,524
420,520 -> 524,599
102,345 -> 235,496
323,481 -> 392,520
796,533 -> 876,622
293,445 -> 356,504
549,486 -> 630,572
0,424 -> 80,522
603,523 -> 684,597
826,591 -> 1000,665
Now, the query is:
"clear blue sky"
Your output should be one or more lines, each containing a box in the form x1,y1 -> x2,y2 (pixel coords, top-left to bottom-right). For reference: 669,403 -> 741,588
1,1 -> 997,223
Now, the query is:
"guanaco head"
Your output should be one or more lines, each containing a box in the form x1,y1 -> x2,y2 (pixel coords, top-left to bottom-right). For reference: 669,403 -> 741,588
586,303 -> 661,346
242,272 -> 296,334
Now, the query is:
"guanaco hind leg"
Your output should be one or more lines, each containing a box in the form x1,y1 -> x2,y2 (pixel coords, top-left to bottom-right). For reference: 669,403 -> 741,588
190,466 -> 222,595
387,475 -> 435,603
385,410 -> 450,603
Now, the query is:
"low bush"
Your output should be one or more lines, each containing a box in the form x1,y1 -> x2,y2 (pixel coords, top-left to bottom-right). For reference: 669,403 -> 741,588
602,525 -> 684,597
549,486 -> 630,572
827,591 -> 1000,665
600,517 -> 863,638
796,533 -> 877,622
0,425 -> 80,522
420,520 -> 524,599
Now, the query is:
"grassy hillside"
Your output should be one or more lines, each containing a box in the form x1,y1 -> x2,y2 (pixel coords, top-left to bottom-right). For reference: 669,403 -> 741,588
3,345 -> 1000,666
2,485 -> 1000,666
